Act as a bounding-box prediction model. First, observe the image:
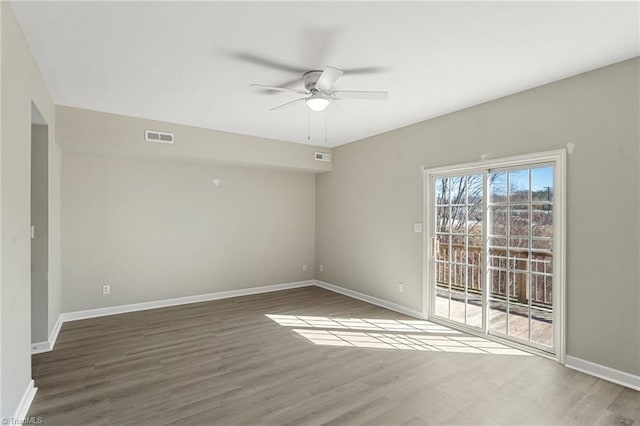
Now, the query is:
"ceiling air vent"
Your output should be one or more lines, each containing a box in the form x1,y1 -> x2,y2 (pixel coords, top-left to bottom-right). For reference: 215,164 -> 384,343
145,129 -> 174,144
315,152 -> 331,162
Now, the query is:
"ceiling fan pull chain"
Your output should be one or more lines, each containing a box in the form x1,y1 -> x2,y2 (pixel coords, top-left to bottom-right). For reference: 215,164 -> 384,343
307,109 -> 310,140
324,111 -> 328,143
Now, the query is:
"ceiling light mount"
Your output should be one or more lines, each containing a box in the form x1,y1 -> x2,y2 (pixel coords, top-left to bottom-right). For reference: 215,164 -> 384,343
306,93 -> 330,112
302,70 -> 323,92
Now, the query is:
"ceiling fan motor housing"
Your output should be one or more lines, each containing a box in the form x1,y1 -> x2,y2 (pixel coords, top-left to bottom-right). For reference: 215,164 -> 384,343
303,70 -> 323,92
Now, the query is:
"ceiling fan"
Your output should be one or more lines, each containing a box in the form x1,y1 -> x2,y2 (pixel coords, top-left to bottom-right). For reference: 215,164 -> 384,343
250,65 -> 388,112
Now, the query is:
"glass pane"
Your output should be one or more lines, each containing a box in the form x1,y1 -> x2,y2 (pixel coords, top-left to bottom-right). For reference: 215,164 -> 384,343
450,289 -> 465,323
436,206 -> 450,233
540,273 -> 553,300
509,237 -> 529,249
511,255 -> 528,272
490,269 -> 507,297
451,264 -> 467,288
435,261 -> 449,286
467,174 -> 483,206
510,205 -> 530,236
467,206 -> 483,242
489,237 -> 507,248
451,234 -> 465,248
467,206 -> 482,219
530,273 -> 552,305
510,272 -> 529,303
532,238 -> 552,251
489,247 -> 507,269
489,172 -> 507,203
436,234 -> 451,261
451,206 -> 467,234
508,307 -> 530,341
466,292 -> 482,328
489,299 -> 507,334
531,167 -> 554,202
532,203 -> 552,237
467,246 -> 482,266
530,255 -> 551,275
535,254 -> 552,274
531,308 -> 553,347
509,169 -> 529,203
467,264 -> 482,293
468,228 -> 482,247
435,178 -> 449,205
435,287 -> 450,318
450,176 -> 464,205
490,206 -> 507,235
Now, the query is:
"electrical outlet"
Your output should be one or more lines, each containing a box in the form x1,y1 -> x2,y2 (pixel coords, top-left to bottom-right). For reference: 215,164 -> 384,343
302,264 -> 308,272
396,282 -> 404,293
102,285 -> 110,295
319,265 -> 324,272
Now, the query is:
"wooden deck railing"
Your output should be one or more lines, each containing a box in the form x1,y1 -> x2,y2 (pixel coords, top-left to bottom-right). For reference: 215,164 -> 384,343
435,244 -> 552,307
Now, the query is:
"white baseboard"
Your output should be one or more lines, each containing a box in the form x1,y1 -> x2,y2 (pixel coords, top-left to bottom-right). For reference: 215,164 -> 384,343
314,280 -> 422,319
565,355 -> 640,391
31,315 -> 63,354
61,280 -> 315,323
31,341 -> 50,354
9,380 -> 37,423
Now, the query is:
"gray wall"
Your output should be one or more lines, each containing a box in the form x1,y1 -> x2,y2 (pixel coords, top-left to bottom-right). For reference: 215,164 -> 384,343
1,2 -> 4,418
31,124 -> 48,343
1,3 -> 61,419
316,58 -> 640,376
62,151 -> 316,312
56,106 -> 332,174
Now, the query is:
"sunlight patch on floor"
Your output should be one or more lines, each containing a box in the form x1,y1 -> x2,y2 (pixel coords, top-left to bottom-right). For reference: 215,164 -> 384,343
265,314 -> 461,334
266,314 -> 531,356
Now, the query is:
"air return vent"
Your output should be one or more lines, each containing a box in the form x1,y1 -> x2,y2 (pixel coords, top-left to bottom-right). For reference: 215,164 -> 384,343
315,152 -> 331,162
145,130 -> 174,144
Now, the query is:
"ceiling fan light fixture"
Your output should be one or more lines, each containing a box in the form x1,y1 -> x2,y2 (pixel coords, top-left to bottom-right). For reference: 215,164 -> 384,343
306,95 -> 330,112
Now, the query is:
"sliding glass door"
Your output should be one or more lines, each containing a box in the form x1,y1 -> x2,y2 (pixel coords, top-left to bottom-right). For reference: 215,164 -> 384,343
433,173 -> 484,329
425,152 -> 564,356
487,166 -> 554,348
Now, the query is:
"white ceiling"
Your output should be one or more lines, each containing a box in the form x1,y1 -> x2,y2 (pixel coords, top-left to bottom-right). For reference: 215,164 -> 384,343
11,1 -> 640,147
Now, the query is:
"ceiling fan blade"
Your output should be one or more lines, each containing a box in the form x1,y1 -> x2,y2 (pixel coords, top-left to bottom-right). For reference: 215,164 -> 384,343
250,84 -> 309,95
331,90 -> 388,100
270,98 -> 307,111
341,66 -> 389,75
301,27 -> 340,68
272,77 -> 304,89
329,98 -> 344,112
316,66 -> 343,91
229,52 -> 307,73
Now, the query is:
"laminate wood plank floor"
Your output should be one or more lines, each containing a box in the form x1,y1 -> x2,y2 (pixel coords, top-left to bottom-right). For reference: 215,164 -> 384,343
30,286 -> 639,425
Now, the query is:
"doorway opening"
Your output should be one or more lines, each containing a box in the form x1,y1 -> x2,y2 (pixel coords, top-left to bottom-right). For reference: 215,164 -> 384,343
423,150 -> 566,360
31,102 -> 49,345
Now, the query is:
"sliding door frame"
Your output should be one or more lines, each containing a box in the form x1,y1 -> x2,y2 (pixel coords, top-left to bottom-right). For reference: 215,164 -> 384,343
422,149 -> 566,363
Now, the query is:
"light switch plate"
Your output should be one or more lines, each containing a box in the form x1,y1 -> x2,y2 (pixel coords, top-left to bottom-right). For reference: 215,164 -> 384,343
413,223 -> 423,233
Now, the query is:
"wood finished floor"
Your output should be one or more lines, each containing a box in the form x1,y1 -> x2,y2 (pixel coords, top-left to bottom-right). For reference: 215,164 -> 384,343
30,286 -> 639,426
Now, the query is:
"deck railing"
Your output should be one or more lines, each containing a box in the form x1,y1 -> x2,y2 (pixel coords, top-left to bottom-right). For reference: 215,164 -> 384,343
435,244 -> 552,307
